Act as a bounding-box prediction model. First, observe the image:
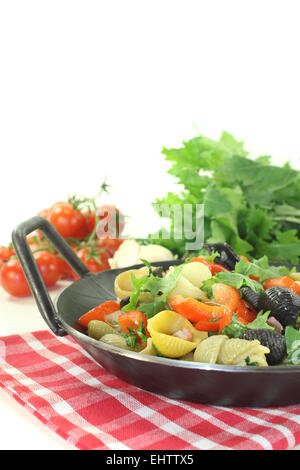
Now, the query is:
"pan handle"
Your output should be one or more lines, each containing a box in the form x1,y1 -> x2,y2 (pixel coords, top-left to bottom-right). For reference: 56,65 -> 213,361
11,216 -> 90,336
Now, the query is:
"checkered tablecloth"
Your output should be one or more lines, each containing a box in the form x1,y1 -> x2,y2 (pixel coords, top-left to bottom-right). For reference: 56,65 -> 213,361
0,330 -> 299,450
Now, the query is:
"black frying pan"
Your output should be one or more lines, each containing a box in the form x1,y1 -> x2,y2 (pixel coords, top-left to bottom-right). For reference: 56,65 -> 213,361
11,216 -> 300,408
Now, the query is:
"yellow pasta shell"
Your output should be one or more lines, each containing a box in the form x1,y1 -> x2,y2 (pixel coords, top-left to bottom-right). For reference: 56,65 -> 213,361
147,310 -> 207,358
167,276 -> 206,300
167,262 -> 211,299
289,272 -> 300,281
180,262 -> 212,288
114,266 -> 150,301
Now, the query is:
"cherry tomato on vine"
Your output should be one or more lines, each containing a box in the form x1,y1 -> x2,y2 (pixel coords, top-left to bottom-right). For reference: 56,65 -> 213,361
48,202 -> 89,239
1,259 -> 31,297
0,247 -> 15,265
1,251 -> 62,297
38,208 -> 51,219
97,237 -> 124,257
0,247 -> 16,284
33,250 -> 62,286
72,246 -> 110,279
83,211 -> 96,234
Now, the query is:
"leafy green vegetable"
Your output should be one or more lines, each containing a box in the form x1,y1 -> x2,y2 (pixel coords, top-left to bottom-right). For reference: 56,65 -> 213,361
285,326 -> 300,365
201,254 -> 293,296
202,270 -> 264,295
121,273 -> 149,312
121,262 -> 184,319
234,256 -> 292,281
221,311 -> 273,338
135,321 -> 148,343
122,330 -> 138,348
150,130 -> 300,263
245,357 -> 259,366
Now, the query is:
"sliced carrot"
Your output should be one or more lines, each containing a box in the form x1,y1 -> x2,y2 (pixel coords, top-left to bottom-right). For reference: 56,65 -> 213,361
78,300 -> 120,327
169,295 -> 231,323
212,283 -> 240,312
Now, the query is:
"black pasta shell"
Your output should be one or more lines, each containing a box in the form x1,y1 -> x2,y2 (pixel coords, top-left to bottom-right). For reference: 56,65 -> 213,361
257,286 -> 300,328
203,242 -> 240,271
240,287 -> 260,311
240,329 -> 286,365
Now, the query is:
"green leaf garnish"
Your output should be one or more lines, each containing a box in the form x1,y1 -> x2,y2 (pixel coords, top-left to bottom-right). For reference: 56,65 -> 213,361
221,311 -> 273,338
285,326 -> 300,365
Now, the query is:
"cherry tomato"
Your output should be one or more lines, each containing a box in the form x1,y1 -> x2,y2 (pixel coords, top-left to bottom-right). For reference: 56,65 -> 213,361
0,246 -> 15,264
56,246 -> 77,280
48,202 -> 89,239
212,283 -> 240,312
1,259 -> 31,297
97,237 -> 124,257
33,250 -> 62,286
96,205 -> 125,238
83,211 -> 96,234
1,250 -> 62,297
73,246 -> 110,279
38,208 -> 51,219
118,310 -> 149,345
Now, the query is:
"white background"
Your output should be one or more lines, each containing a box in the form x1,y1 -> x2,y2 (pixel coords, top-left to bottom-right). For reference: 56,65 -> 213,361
1,0 -> 300,242
1,0 -> 300,450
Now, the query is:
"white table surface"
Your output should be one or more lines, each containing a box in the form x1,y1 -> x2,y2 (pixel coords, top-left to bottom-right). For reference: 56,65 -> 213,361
1,282 -> 300,451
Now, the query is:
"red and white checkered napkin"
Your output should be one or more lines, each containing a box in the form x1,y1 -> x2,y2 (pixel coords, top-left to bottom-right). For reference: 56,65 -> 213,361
0,330 -> 300,451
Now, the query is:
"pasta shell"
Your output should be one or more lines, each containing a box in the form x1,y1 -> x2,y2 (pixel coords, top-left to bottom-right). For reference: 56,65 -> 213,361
100,333 -> 141,351
193,336 -> 270,367
147,310 -> 207,358
179,352 -> 195,361
194,335 -> 228,364
139,244 -> 174,263
180,262 -> 212,288
167,276 -> 206,300
218,338 -> 269,366
234,353 -> 269,367
140,338 -> 157,356
114,266 -> 150,300
289,272 -> 300,281
88,320 -> 115,340
167,262 -> 211,299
